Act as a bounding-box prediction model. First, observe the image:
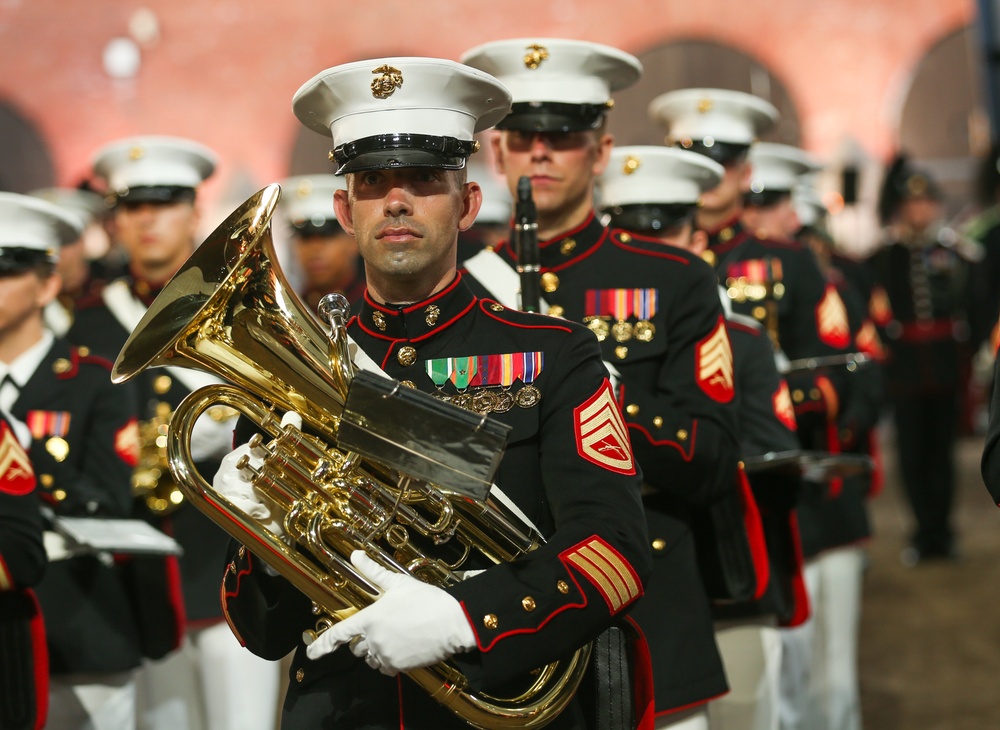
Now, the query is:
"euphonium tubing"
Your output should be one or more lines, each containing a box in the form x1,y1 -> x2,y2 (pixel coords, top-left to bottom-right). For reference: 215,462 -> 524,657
112,184 -> 592,728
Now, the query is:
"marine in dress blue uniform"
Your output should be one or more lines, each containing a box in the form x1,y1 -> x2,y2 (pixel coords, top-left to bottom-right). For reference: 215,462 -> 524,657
0,410 -> 48,730
217,57 -> 652,730
461,41 -> 738,727
0,192 -> 146,729
68,137 -> 281,730
598,144 -> 808,730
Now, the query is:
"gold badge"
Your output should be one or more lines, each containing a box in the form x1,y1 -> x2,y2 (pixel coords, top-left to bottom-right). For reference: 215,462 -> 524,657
547,305 -> 565,318
540,272 -> 559,293
611,320 -> 633,343
129,145 -> 145,160
697,98 -> 713,113
46,437 -> 70,462
153,375 -> 172,394
371,64 -> 403,99
490,302 -> 504,312
372,310 -> 386,331
622,155 -> 641,175
52,358 -> 72,374
472,389 -> 498,414
585,316 -> 610,342
560,238 -> 576,256
425,305 -> 440,327
523,44 -> 549,70
295,179 -> 313,197
515,385 -> 541,408
634,320 -> 655,342
492,390 -> 515,413
396,346 -> 417,367
719,227 -> 734,242
615,345 -> 628,359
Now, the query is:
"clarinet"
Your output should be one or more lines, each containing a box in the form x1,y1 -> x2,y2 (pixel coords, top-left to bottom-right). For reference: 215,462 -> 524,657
512,176 -> 541,313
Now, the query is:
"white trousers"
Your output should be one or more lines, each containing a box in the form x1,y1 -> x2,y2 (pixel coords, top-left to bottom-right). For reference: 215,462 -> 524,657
655,706 -> 709,729
47,671 -> 137,730
135,622 -> 282,730
778,547 -> 865,730
708,622 -> 782,730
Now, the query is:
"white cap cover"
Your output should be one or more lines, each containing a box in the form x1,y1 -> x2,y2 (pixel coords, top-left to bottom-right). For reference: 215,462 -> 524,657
293,57 -> 512,174
649,88 -> 779,147
91,135 -> 217,201
598,146 -> 724,208
28,187 -> 107,228
0,192 -> 84,263
748,143 -> 823,194
279,175 -> 347,228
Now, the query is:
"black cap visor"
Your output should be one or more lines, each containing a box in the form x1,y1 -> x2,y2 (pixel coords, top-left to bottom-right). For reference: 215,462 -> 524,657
675,139 -> 750,166
605,203 -> 697,235
0,246 -> 55,276
114,185 -> 197,207
333,134 -> 477,175
743,189 -> 792,209
496,101 -> 610,133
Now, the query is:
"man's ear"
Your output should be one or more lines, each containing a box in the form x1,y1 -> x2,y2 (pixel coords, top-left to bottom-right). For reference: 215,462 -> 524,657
490,132 -> 505,175
690,228 -> 709,256
458,181 -> 483,232
591,133 -> 614,177
333,188 -> 355,235
37,272 -> 62,308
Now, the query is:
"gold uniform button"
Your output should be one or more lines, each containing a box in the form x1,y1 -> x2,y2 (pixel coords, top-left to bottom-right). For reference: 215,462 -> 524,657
557,580 -> 569,594
540,272 -> 560,293
773,282 -> 785,298
52,489 -> 67,502
40,474 -> 54,488
238,546 -> 246,558
615,346 -> 628,359
652,538 -> 666,551
652,416 -> 663,428
626,404 -> 639,416
792,389 -> 804,403
560,238 -> 577,256
52,358 -> 72,374
720,227 -> 734,242
676,429 -> 688,441
810,388 -> 821,400
399,380 -> 417,389
752,306 -> 767,320
153,375 -> 172,394
396,346 -> 417,367
77,346 -> 90,357
491,302 -> 504,312
295,668 -> 305,683
547,305 -> 564,318
483,614 -> 498,630
619,232 -> 632,243
522,596 -> 536,611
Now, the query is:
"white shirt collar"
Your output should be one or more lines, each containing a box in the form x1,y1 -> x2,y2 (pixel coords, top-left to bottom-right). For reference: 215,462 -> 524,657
0,330 -> 55,388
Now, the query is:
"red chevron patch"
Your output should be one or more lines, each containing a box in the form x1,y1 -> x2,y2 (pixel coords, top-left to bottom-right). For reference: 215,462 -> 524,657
574,379 -> 635,475
0,421 -> 35,496
816,285 -> 850,349
696,317 -> 735,403
773,381 -> 797,432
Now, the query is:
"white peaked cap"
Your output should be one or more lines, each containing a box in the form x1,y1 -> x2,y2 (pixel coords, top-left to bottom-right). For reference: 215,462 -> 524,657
0,192 -> 84,262
91,135 -> 217,195
748,143 -> 823,193
279,175 -> 347,226
598,146 -> 724,208
292,58 -> 512,174
461,38 -> 641,106
649,88 -> 779,146
793,185 -> 828,227
28,187 -> 107,227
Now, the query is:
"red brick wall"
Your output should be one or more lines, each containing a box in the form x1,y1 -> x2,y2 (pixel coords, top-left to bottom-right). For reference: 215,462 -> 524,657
0,0 -> 975,220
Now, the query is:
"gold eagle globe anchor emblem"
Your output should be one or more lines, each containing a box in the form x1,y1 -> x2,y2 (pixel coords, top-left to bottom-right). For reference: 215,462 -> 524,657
371,65 -> 403,99
523,44 -> 549,70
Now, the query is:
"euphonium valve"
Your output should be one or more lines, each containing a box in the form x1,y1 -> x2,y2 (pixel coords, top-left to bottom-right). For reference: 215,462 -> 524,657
111,184 -> 591,729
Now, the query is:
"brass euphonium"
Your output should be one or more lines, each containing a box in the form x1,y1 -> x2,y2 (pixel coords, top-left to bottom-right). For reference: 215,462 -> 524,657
111,184 -> 591,729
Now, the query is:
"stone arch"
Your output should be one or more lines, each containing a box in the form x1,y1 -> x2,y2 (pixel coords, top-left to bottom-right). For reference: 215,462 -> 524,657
608,38 -> 802,148
0,100 -> 54,193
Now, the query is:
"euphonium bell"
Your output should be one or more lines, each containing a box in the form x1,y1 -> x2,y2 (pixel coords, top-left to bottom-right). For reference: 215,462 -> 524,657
111,184 -> 591,729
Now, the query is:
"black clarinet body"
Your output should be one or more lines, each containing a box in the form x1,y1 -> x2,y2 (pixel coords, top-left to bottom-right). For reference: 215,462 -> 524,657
512,176 -> 542,313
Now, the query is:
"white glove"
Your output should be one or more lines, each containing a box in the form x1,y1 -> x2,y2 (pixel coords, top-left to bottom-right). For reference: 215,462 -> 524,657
305,550 -> 476,675
213,443 -> 284,538
190,411 -> 238,462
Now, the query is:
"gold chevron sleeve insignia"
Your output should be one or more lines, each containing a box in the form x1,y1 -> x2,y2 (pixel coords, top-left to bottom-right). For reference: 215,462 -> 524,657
562,537 -> 642,614
0,423 -> 35,496
697,318 -> 735,403
574,380 -> 635,475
